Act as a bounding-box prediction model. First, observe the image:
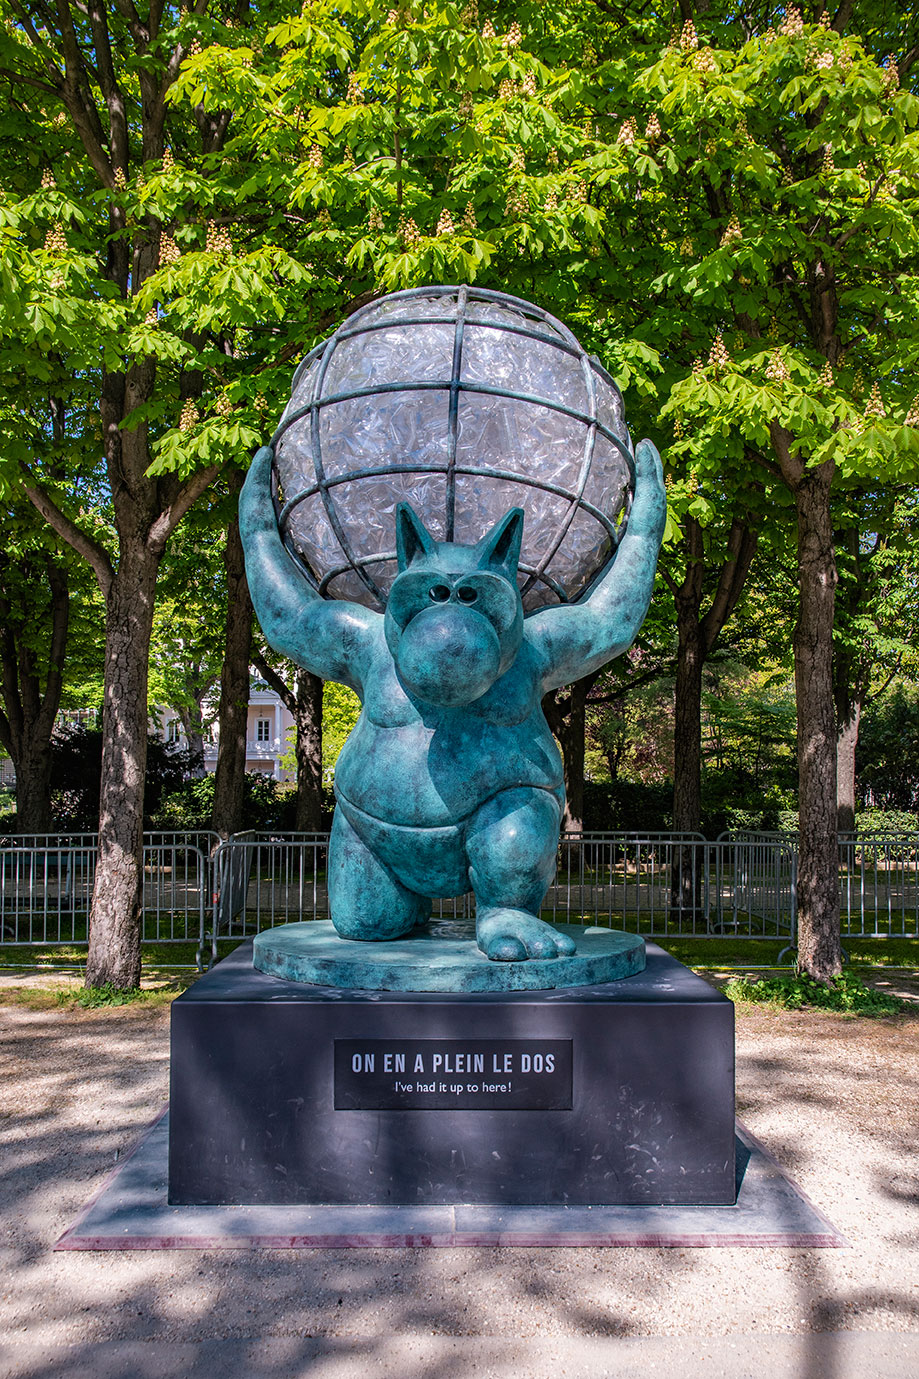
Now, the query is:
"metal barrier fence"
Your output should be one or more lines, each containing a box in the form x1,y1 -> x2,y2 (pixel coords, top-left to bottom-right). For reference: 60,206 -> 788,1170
2,829 -> 918,969
204,830 -> 801,967
0,833 -> 216,960
726,831 -> 919,941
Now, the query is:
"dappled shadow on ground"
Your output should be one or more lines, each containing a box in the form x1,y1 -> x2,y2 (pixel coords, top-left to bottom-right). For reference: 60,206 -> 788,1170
1,994 -> 919,1378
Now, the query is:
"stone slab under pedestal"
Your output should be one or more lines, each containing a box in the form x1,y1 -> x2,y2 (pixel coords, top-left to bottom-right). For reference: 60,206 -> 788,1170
168,941 -> 736,1208
57,1112 -> 848,1250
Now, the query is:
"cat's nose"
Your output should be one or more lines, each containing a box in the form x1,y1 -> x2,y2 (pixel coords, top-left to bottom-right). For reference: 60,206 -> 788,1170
396,605 -> 500,706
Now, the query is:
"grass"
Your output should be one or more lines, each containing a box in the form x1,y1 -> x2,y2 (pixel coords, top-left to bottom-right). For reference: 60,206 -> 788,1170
724,970 -> 907,1017
0,976 -> 195,1011
2,932 -> 919,974
0,938 -> 240,970
1,930 -> 917,1020
661,934 -> 919,969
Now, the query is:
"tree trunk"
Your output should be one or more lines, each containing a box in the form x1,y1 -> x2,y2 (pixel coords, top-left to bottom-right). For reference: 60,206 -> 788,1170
792,464 -> 842,982
177,703 -> 207,777
251,654 -> 325,832
671,602 -> 705,916
186,728 -> 206,777
0,556 -> 71,836
543,675 -> 593,834
211,469 -> 253,839
832,525 -> 868,837
85,547 -> 159,990
664,514 -> 757,916
666,513 -> 758,836
14,17 -> 222,989
562,680 -> 587,834
14,743 -> 55,835
673,602 -> 705,835
836,698 -> 860,835
294,668 -> 324,832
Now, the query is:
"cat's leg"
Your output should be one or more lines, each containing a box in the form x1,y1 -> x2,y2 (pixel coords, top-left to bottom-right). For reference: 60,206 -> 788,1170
466,787 -> 576,962
328,807 -> 430,940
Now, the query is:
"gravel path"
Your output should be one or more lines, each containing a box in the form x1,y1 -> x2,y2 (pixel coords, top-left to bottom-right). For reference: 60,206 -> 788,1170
1,987 -> 918,1377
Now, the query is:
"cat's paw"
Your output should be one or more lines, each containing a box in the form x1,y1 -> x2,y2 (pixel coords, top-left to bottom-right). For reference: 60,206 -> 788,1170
476,909 -> 576,962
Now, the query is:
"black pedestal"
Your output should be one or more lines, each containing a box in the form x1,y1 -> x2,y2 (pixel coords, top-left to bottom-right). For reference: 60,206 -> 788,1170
168,942 -> 735,1207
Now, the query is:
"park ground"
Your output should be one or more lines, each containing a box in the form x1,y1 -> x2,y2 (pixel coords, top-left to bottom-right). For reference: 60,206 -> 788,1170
1,964 -> 919,1379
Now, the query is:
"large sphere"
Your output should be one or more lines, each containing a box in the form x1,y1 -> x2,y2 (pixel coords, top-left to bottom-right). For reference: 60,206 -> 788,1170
271,286 -> 635,612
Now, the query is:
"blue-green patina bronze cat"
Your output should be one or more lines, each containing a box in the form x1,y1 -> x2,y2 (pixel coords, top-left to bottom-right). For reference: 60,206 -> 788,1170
240,440 -> 666,963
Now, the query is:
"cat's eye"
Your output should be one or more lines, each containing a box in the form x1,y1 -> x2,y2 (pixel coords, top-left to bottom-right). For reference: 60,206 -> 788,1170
429,584 -> 450,602
457,586 -> 478,603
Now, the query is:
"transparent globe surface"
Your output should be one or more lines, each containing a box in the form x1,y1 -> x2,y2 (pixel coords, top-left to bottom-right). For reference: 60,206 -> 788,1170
272,286 -> 635,613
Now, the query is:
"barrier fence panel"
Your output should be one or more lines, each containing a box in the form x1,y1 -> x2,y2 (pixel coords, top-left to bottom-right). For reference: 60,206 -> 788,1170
0,843 -> 96,946
728,831 -> 919,939
202,830 -> 802,961
0,833 -> 216,959
837,837 -> 919,937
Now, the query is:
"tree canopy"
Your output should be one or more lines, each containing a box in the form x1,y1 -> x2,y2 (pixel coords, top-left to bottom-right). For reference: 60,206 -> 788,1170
2,0 -> 919,982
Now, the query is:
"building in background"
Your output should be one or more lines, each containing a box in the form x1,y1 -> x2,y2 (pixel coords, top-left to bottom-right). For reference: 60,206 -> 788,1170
0,678 -> 297,790
161,675 -> 295,782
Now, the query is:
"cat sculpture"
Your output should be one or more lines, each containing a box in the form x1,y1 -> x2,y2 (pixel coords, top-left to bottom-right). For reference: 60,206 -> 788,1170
240,438 -> 666,962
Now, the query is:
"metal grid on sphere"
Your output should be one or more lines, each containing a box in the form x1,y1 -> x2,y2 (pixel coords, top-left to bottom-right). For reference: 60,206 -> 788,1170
270,284 -> 636,612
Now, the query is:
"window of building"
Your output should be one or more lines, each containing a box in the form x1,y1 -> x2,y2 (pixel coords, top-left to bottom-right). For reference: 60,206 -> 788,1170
256,719 -> 271,743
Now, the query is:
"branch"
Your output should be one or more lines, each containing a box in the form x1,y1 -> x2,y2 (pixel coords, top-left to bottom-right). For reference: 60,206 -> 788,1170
833,219 -> 867,254
0,65 -> 58,95
34,0 -> 115,185
831,0 -> 854,34
109,0 -> 147,54
146,462 -> 222,556
253,651 -> 296,714
86,0 -> 129,171
151,0 -> 211,130
769,420 -> 803,488
900,43 -> 919,79
20,470 -> 114,598
701,519 -> 758,657
6,0 -> 67,97
873,659 -> 902,699
658,563 -> 680,596
36,559 -> 70,737
750,446 -> 783,482
587,662 -> 672,704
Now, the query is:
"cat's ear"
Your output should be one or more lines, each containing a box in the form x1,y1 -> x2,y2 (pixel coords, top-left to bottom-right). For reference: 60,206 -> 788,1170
396,503 -> 438,570
476,507 -> 524,581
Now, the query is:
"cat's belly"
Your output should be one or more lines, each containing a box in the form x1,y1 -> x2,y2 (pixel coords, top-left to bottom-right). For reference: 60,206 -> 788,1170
334,713 -> 564,828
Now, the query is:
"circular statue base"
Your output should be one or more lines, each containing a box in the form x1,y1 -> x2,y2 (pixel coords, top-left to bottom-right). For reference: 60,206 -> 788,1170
252,919 -> 645,993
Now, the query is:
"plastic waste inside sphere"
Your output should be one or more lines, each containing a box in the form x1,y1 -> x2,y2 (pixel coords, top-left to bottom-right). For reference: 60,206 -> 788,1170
270,285 -> 636,612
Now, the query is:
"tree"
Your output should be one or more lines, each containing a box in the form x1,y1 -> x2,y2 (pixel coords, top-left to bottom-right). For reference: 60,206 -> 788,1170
542,672 -> 601,834
661,510 -> 759,835
857,682 -> 919,812
149,523 -> 226,776
0,517 -> 70,832
832,489 -> 919,830
5,0 -> 917,989
210,467 -> 253,838
639,18 -> 919,979
0,1 -> 252,984
50,723 -> 194,832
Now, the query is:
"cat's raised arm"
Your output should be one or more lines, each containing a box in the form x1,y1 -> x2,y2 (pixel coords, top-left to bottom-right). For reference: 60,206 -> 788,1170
527,439 -> 666,692
239,447 -> 379,694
